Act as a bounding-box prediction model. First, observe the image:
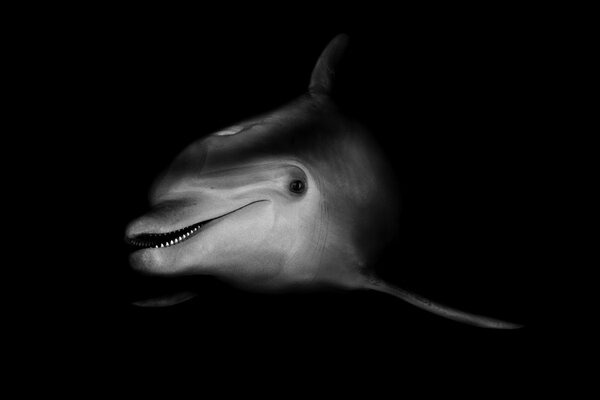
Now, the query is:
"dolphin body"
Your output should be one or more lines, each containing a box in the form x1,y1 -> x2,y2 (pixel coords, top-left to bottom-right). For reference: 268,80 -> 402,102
125,35 -> 521,329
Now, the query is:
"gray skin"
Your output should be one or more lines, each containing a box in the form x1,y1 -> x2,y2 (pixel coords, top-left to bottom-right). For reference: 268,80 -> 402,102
125,35 -> 521,329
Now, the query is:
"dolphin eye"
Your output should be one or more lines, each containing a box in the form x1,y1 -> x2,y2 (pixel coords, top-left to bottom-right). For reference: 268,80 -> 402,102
289,180 -> 306,194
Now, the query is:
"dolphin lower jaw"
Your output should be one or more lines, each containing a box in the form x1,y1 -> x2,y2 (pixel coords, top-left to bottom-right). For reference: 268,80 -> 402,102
125,200 -> 270,251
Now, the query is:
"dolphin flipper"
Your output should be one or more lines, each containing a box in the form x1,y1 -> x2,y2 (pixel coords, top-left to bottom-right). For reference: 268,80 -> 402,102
132,291 -> 198,307
366,280 -> 522,329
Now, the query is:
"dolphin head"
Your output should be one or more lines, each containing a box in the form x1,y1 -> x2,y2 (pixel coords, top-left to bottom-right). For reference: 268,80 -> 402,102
126,36 -> 398,291
125,35 -> 521,329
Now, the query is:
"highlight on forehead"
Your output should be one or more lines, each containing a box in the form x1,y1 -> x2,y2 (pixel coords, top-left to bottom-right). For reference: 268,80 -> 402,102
212,122 -> 268,137
213,125 -> 244,136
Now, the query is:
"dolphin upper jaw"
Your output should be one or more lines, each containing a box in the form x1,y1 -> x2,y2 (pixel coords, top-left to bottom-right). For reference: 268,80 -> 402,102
125,199 -> 269,240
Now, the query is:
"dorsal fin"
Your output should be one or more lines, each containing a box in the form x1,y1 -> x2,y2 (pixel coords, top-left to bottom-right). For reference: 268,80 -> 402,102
309,34 -> 349,96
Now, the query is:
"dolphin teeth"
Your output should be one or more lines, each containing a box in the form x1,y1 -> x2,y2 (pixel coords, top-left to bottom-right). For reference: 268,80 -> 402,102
128,220 -> 207,250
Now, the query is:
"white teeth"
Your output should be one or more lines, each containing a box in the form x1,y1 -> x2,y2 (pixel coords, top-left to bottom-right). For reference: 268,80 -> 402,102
131,224 -> 202,250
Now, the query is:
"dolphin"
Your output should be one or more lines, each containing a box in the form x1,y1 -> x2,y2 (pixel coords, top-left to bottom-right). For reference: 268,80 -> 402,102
125,34 -> 521,329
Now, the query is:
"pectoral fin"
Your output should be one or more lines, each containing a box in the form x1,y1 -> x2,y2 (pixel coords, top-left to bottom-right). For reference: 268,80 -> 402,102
132,291 -> 197,307
366,279 -> 523,329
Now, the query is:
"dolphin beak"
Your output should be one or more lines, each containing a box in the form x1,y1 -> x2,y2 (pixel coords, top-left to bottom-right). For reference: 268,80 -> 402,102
125,199 -> 269,250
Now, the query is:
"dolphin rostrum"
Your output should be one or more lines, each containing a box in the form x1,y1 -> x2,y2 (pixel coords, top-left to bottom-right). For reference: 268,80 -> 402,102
125,34 -> 521,329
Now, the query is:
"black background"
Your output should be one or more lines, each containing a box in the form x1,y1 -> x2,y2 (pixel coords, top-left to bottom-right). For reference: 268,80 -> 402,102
15,5 -> 565,391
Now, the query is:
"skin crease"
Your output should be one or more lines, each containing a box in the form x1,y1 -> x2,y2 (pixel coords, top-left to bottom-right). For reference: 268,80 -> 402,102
125,35 -> 522,328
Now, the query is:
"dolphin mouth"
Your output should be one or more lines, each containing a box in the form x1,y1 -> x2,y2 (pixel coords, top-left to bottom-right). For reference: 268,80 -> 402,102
125,200 -> 267,250
126,220 -> 206,249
